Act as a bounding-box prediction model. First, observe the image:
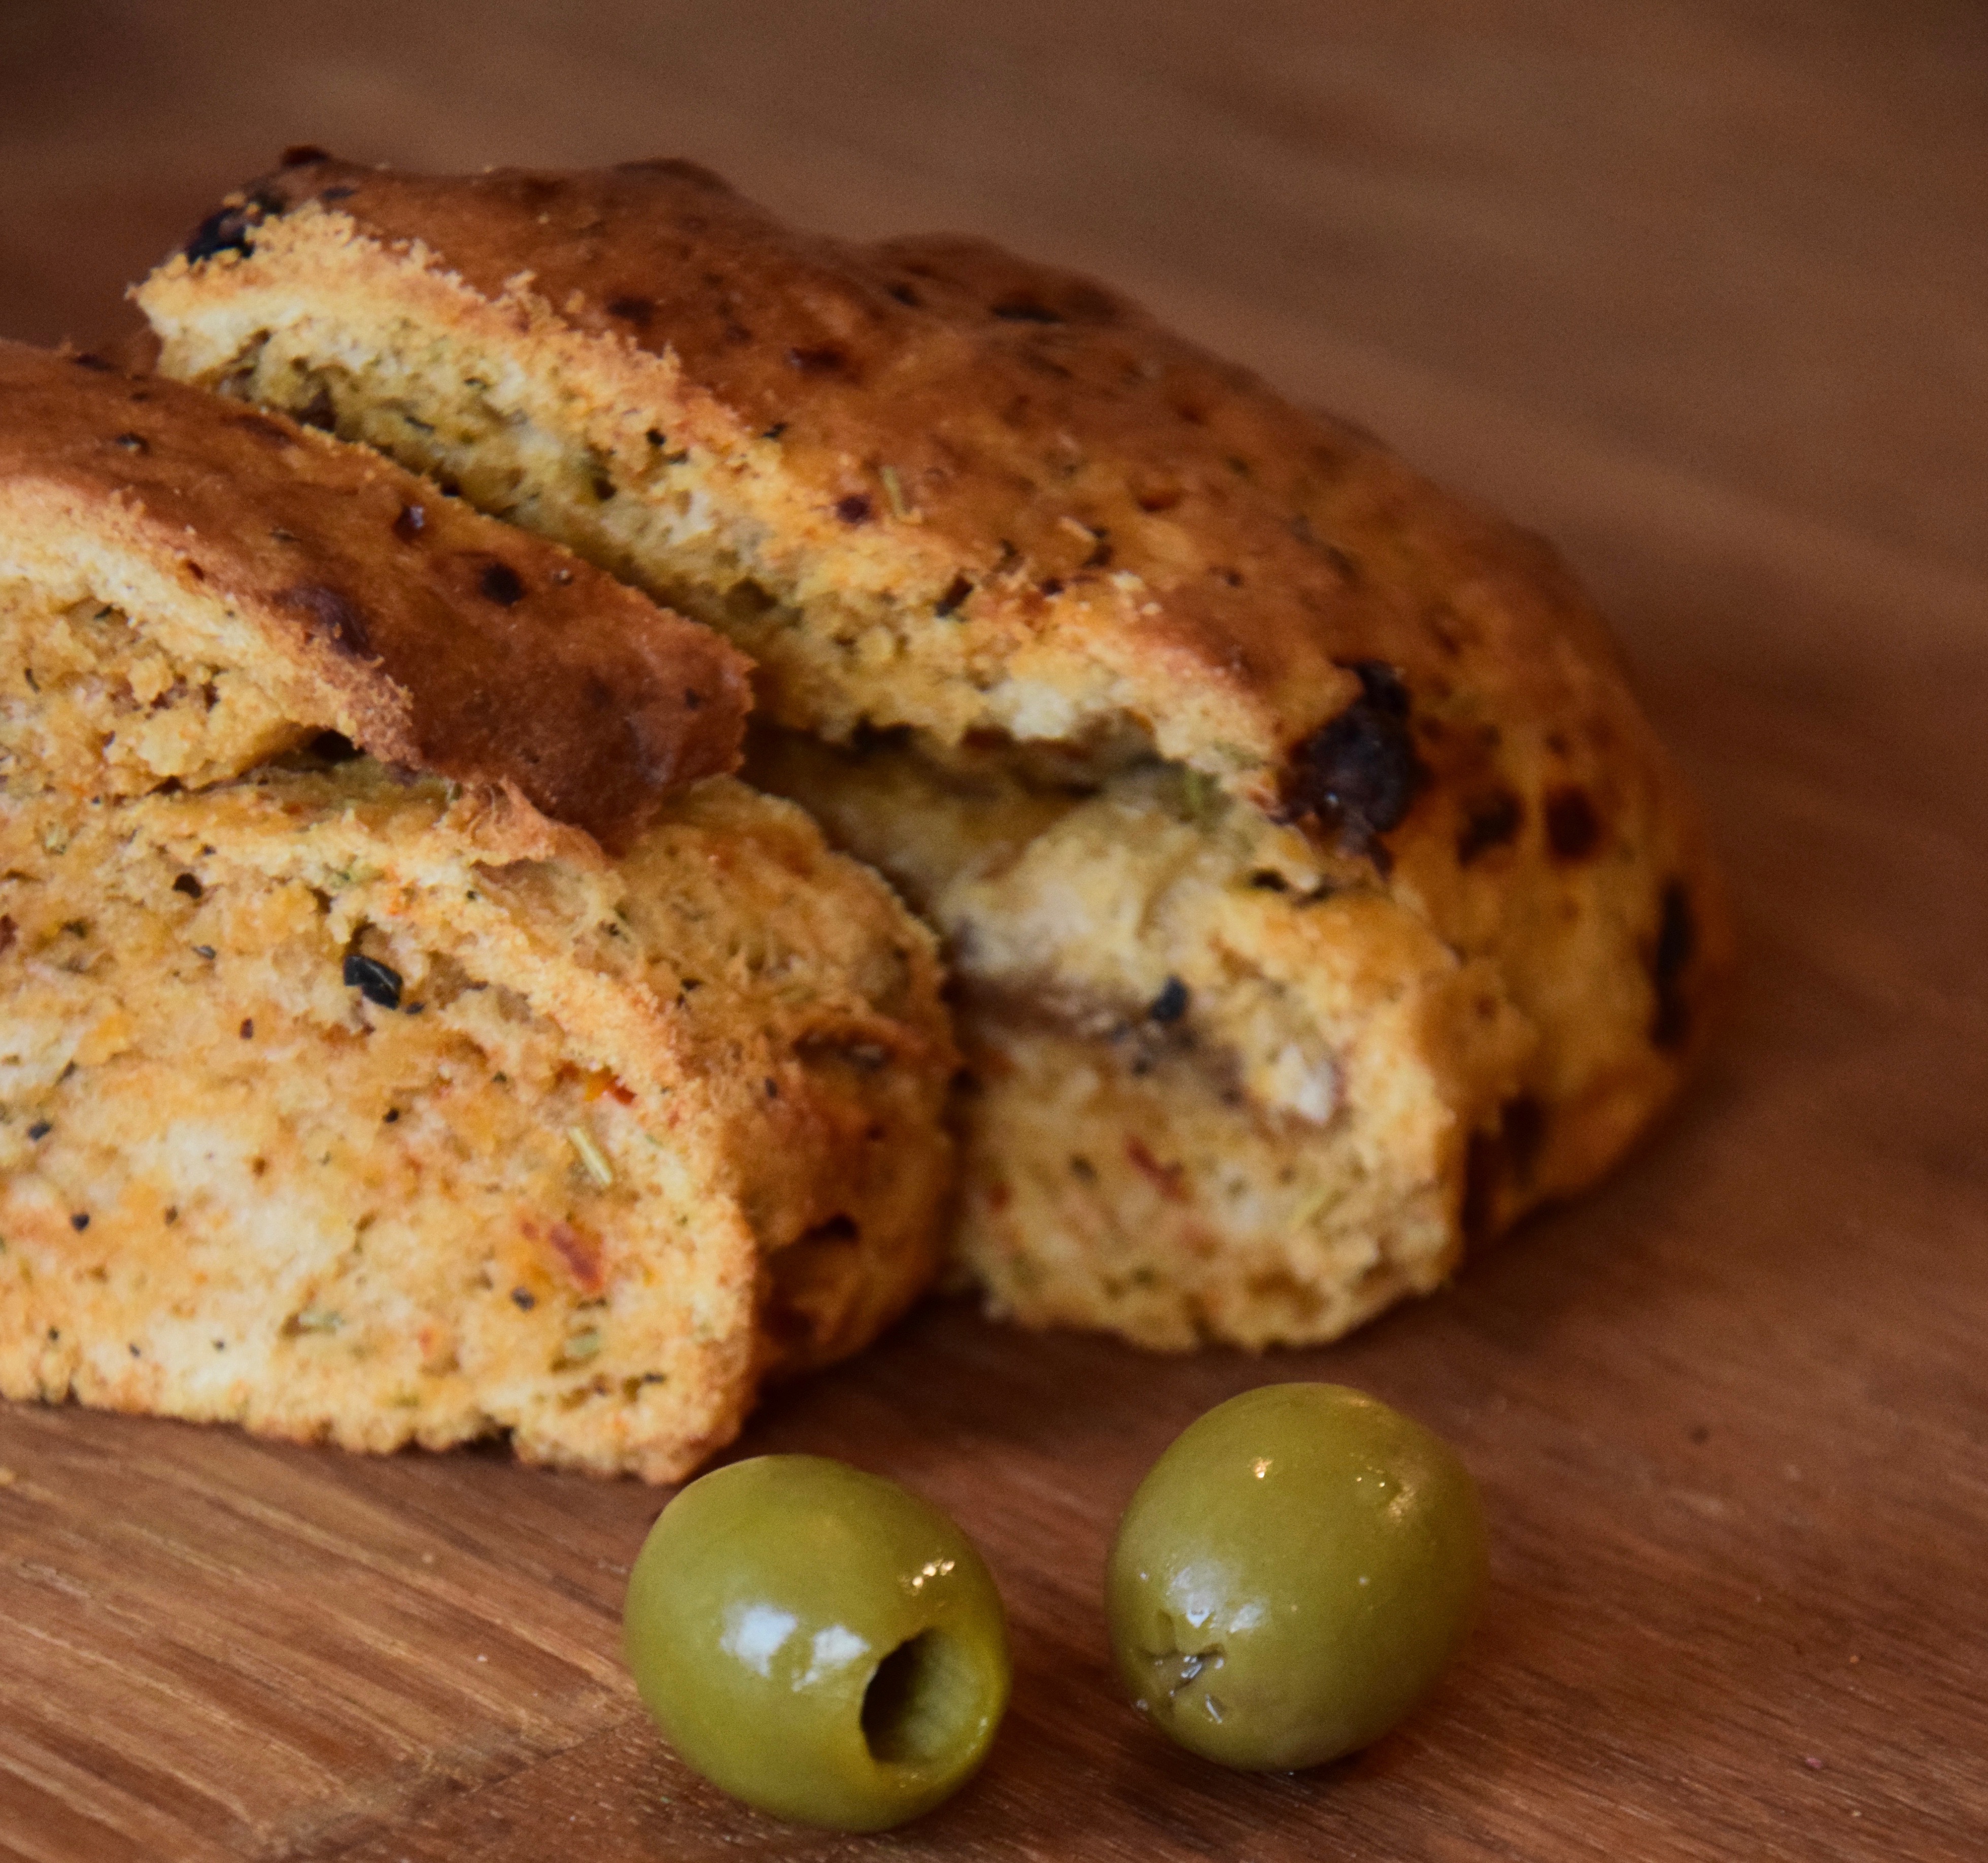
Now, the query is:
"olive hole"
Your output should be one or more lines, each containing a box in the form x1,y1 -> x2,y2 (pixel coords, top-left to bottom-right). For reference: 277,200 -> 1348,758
859,1630 -> 978,1767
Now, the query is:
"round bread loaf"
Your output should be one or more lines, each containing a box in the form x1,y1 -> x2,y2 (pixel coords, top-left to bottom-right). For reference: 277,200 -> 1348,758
141,155 -> 1732,1348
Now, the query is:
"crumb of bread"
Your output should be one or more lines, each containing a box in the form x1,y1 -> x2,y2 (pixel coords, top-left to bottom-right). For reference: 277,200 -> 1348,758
0,761 -> 954,1477
748,730 -> 1531,1346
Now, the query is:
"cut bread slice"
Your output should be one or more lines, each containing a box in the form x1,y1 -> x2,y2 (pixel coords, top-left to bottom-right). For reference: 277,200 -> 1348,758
0,761 -> 953,1479
0,338 -> 749,848
142,155 -> 1732,1348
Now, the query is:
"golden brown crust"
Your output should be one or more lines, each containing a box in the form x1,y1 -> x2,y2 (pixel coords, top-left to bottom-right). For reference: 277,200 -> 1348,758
0,338 -> 749,849
144,156 -> 1612,792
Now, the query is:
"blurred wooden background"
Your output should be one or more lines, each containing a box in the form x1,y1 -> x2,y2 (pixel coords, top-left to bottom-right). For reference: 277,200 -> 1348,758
3,5 -> 1985,1860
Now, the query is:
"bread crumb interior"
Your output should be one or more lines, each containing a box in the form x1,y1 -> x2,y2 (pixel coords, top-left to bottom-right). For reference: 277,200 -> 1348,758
747,729 -> 1534,1346
1,580 -> 305,801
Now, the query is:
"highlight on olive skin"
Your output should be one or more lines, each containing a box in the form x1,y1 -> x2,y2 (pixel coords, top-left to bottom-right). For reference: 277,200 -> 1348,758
1106,1383 -> 1488,1771
623,1454 -> 1011,1831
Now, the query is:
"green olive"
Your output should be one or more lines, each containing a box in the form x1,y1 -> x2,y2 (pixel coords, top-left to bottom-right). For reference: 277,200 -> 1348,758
624,1454 -> 1010,1831
1107,1382 -> 1487,1771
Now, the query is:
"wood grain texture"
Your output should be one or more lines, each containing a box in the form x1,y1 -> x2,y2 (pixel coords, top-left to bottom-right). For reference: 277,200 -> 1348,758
2,4 -> 1983,1859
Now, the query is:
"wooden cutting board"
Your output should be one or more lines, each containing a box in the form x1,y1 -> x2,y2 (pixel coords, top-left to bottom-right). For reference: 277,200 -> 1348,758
3,4 -> 1983,1858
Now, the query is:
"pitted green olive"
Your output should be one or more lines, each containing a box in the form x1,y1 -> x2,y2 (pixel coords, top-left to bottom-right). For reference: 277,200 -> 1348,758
1107,1383 -> 1487,1770
624,1454 -> 1010,1831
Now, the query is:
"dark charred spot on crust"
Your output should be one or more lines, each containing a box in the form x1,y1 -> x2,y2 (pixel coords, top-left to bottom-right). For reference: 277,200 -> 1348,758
1038,577 -> 1066,598
1147,977 -> 1191,1025
887,282 -> 922,308
990,296 -> 1065,324
1248,869 -> 1288,891
1649,882 -> 1697,1050
1281,662 -> 1426,858
478,561 -> 526,606
1545,787 -> 1603,861
281,145 -> 330,167
183,188 -> 285,264
113,432 -> 149,454
275,583 -> 371,657
606,295 -> 654,327
71,353 -> 115,372
0,915 -> 13,955
172,873 -> 203,899
184,205 -> 256,263
935,573 -> 974,617
392,502 -> 425,542
1457,789 -> 1524,864
834,493 -> 873,526
683,688 -> 703,710
1138,486 -> 1184,514
789,344 -> 852,377
319,185 -> 357,204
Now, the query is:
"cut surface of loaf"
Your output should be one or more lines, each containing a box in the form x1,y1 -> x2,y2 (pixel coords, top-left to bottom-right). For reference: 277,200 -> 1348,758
142,155 -> 1732,1348
0,761 -> 954,1479
0,335 -> 955,1472
748,731 -> 1534,1346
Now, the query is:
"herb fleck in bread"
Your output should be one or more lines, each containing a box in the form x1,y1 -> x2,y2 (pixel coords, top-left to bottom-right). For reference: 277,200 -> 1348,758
142,155 -> 1732,1348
